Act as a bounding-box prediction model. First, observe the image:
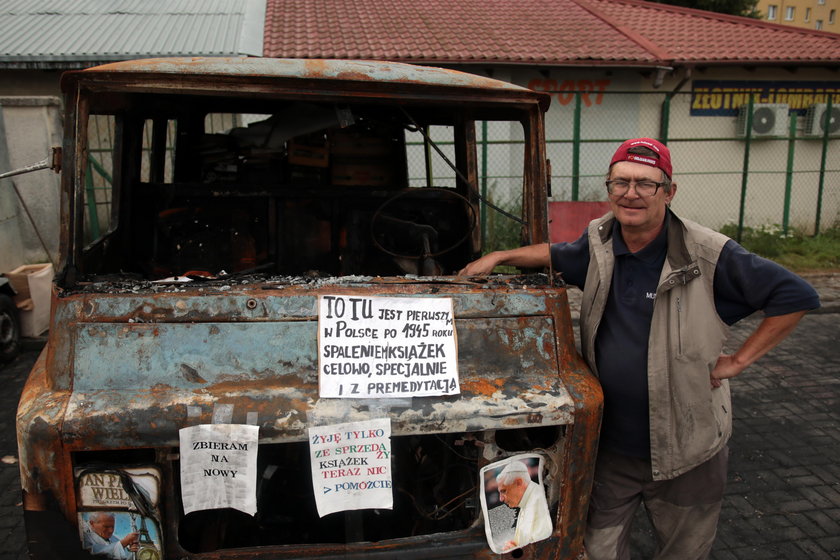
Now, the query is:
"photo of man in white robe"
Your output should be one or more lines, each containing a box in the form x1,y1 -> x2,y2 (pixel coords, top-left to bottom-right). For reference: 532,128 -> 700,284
81,512 -> 139,559
481,454 -> 553,553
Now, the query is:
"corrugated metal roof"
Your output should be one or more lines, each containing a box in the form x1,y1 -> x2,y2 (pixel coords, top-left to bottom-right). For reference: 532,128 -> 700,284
0,0 -> 266,68
262,0 -> 840,67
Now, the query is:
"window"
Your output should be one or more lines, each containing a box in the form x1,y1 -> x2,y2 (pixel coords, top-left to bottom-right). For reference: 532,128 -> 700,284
818,0 -> 825,5
784,6 -> 795,20
84,115 -> 116,245
140,119 -> 176,184
805,7 -> 811,21
816,19 -> 823,29
830,9 -> 836,24
767,5 -> 777,19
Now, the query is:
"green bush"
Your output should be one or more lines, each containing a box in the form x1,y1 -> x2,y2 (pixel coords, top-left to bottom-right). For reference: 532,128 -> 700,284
720,223 -> 840,272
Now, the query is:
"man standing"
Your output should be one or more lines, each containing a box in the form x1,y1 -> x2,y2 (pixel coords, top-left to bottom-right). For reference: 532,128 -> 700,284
82,512 -> 139,559
460,138 -> 820,559
495,460 -> 552,551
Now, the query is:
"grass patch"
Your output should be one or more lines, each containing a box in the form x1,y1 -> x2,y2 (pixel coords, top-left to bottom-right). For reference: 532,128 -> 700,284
482,194 -> 523,274
719,223 -> 840,272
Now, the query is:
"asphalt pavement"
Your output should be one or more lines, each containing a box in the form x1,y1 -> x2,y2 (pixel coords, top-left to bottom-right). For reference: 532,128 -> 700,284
0,273 -> 837,559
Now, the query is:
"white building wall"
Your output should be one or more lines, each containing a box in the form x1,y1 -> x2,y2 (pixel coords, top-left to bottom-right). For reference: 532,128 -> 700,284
0,97 -> 62,272
461,65 -> 840,234
0,107 -> 25,273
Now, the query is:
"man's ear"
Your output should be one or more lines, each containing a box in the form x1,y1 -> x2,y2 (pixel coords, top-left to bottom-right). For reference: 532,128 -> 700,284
665,181 -> 677,206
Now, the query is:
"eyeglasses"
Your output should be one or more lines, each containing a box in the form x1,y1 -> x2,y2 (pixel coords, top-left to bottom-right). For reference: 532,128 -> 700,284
605,179 -> 666,197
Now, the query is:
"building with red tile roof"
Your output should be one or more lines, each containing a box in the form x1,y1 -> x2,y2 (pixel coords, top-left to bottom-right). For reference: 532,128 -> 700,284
263,0 -> 840,68
0,0 -> 836,264
264,0 -> 840,234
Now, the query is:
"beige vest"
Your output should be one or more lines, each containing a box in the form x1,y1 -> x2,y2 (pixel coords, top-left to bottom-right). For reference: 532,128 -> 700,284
580,211 -> 731,480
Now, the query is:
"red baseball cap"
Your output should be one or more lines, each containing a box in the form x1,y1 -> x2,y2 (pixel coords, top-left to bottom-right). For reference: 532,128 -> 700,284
609,138 -> 672,178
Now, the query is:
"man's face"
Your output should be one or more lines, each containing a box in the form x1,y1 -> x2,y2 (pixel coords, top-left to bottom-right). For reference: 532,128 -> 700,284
498,478 -> 527,508
607,161 -> 676,236
90,516 -> 116,540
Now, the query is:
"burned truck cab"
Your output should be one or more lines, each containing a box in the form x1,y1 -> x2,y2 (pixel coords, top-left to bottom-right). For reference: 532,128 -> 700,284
17,58 -> 601,559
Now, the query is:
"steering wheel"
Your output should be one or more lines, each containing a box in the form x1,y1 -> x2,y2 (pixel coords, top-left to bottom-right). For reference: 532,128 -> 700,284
370,187 -> 477,260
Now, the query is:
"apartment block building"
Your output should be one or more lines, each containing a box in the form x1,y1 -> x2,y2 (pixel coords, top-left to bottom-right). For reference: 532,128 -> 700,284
756,0 -> 838,31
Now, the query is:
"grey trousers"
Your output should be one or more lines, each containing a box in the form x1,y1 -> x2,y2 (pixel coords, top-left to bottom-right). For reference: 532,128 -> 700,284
584,446 -> 729,560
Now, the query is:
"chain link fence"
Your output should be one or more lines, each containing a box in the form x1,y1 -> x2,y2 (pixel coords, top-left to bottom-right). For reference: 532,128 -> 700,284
405,121 -> 525,254
406,91 -> 838,246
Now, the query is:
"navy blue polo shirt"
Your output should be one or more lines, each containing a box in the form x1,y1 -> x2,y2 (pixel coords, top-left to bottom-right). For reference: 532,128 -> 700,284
593,219 -> 666,458
550,212 -> 820,458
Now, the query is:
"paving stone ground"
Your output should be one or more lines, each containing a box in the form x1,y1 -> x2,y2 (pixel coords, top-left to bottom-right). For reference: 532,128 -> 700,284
629,310 -> 840,560
0,273 -> 837,559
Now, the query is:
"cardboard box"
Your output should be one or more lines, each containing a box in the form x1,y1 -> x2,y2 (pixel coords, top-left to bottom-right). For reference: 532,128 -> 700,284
288,165 -> 327,186
331,161 -> 395,187
288,140 -> 329,168
330,129 -> 396,157
5,263 -> 53,337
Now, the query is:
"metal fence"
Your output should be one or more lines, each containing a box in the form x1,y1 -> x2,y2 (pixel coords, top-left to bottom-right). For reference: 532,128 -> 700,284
479,91 -> 839,242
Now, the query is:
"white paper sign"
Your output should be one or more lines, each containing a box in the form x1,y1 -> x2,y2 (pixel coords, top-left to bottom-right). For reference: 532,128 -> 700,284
318,295 -> 459,398
309,418 -> 392,517
179,424 -> 259,515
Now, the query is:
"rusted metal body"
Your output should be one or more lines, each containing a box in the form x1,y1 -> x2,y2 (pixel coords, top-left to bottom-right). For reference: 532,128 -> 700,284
17,58 -> 602,559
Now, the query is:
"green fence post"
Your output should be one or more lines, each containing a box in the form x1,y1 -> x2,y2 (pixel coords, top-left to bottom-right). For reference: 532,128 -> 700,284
782,112 -> 797,235
87,153 -> 113,185
815,97 -> 832,235
423,125 -> 433,188
660,94 -> 671,144
572,92 -> 581,201
737,97 -> 755,243
481,120 -> 488,247
84,157 -> 101,240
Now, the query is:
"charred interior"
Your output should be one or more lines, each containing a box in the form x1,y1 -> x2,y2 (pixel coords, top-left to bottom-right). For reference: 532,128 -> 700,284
179,433 -> 486,551
73,92 -> 529,286
76,426 -> 563,553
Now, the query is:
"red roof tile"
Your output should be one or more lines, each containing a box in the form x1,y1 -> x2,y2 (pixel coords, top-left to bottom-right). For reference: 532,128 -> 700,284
263,0 -> 840,67
589,0 -> 840,64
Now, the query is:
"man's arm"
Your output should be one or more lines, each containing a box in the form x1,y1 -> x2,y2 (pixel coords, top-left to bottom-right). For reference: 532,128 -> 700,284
710,310 -> 807,387
458,243 -> 551,276
120,532 -> 140,552
83,531 -> 128,559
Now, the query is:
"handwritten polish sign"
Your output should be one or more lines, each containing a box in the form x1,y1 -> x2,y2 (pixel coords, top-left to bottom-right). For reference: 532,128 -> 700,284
309,418 -> 392,517
318,295 -> 459,398
179,424 -> 259,515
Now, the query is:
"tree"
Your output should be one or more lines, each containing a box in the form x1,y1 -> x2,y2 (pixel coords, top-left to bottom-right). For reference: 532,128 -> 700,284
651,0 -> 761,18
